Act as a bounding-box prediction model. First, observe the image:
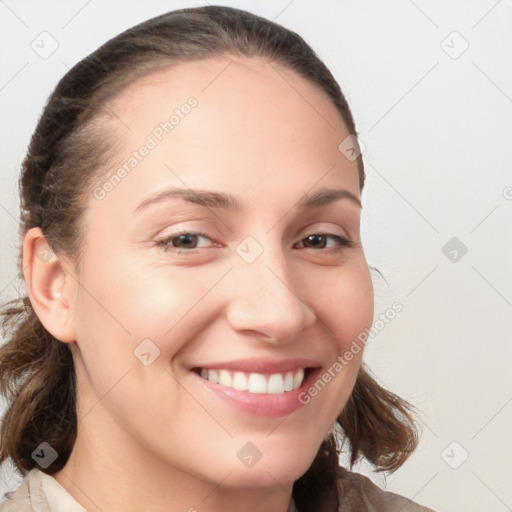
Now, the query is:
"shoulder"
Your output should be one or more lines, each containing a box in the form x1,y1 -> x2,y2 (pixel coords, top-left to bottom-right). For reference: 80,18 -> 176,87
335,465 -> 437,512
1,468 -> 86,512
0,471 -> 32,512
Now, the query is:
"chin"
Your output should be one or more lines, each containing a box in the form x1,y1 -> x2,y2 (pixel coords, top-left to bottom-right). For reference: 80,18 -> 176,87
218,449 -> 317,490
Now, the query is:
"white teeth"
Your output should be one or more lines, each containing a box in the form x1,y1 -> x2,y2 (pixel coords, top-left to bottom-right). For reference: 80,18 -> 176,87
248,373 -> 267,393
267,373 -> 284,394
293,368 -> 304,390
218,370 -> 232,387
198,367 -> 308,394
284,371 -> 294,391
207,369 -> 219,384
232,371 -> 248,391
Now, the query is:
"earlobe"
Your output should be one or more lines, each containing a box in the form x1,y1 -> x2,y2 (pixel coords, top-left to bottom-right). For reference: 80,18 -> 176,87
23,227 -> 77,343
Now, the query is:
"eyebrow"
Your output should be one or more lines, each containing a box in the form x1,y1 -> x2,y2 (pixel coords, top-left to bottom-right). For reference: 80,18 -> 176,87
134,186 -> 361,214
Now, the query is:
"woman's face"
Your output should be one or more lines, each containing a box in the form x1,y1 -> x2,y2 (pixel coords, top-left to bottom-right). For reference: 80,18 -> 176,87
68,56 -> 373,488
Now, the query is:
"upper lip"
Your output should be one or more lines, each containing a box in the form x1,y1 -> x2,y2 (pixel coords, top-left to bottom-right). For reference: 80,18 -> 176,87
190,358 -> 321,374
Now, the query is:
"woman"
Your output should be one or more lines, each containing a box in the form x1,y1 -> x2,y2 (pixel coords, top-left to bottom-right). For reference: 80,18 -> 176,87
0,5 -> 436,512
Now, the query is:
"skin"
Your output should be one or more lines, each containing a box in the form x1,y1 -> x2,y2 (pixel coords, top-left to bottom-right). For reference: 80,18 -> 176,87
24,55 -> 374,512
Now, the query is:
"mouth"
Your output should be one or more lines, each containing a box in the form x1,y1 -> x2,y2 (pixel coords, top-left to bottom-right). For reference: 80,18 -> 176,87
191,366 -> 315,395
188,361 -> 322,418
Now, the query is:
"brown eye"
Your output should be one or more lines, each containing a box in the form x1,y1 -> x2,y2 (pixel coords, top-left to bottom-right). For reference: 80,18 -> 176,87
296,234 -> 354,251
167,233 -> 200,249
155,231 -> 216,253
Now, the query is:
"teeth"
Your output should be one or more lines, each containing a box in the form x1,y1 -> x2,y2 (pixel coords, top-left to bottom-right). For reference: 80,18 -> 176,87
248,373 -> 267,393
198,367 -> 307,394
284,371 -> 294,391
218,370 -> 232,387
293,368 -> 304,390
232,371 -> 248,391
267,373 -> 284,394
207,369 -> 219,384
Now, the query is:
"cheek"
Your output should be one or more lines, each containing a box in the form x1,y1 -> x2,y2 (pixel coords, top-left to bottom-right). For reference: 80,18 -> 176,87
316,259 -> 374,350
73,255 -> 227,366
70,261 -> 219,425
120,261 -> 231,342
293,260 -> 373,418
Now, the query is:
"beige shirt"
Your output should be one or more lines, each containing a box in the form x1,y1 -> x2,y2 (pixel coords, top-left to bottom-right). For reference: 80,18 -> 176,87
0,466 -> 436,512
0,469 -> 85,512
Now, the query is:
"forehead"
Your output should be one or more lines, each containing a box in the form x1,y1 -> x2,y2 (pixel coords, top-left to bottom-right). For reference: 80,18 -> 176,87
91,55 -> 360,213
112,55 -> 340,120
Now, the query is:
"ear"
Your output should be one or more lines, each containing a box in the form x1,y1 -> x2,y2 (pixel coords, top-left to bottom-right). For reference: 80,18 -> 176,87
23,227 -> 77,343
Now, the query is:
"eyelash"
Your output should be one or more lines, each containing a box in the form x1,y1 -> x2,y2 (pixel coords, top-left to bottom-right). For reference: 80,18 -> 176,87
155,230 -> 355,255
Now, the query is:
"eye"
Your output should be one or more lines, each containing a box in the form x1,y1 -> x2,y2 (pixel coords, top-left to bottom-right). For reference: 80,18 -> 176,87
155,231 -> 217,254
295,233 -> 355,252
155,231 -> 355,255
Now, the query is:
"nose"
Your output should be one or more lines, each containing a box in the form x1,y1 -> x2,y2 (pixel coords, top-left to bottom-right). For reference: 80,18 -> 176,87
225,244 -> 317,345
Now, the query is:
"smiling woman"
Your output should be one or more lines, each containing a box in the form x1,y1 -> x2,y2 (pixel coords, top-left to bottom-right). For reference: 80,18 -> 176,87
0,5 -> 436,512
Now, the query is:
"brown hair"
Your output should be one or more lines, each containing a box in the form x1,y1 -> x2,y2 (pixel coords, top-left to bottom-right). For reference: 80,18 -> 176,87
0,5 -> 420,511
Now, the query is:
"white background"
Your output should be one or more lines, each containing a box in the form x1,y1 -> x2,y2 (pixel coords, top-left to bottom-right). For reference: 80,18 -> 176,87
1,1 -> 511,510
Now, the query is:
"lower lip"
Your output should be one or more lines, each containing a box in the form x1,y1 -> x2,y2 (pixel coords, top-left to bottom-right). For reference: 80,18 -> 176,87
191,368 -> 322,418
